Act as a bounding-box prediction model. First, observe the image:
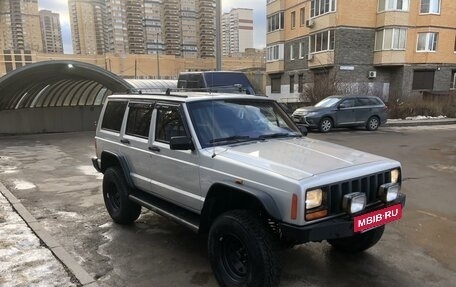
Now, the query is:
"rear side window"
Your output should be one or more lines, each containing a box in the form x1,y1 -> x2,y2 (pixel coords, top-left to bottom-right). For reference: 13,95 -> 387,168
101,101 -> 127,132
356,98 -> 371,107
126,103 -> 154,138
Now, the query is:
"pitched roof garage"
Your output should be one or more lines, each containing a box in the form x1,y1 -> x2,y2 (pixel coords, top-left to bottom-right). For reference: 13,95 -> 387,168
0,61 -> 175,134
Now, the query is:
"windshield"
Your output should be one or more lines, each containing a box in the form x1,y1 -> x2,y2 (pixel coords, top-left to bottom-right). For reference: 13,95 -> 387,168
315,97 -> 341,107
187,100 -> 301,148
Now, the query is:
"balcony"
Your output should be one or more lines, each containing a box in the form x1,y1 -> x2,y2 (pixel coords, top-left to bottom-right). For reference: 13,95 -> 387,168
376,11 -> 409,27
307,51 -> 335,69
266,60 -> 284,74
374,51 -> 406,65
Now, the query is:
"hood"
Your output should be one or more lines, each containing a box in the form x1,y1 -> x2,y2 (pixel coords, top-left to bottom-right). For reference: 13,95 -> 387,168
216,137 -> 387,181
293,106 -> 328,114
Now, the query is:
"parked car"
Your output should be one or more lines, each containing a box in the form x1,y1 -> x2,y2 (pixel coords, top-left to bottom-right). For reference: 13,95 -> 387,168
292,95 -> 388,132
92,92 -> 404,287
177,71 -> 256,95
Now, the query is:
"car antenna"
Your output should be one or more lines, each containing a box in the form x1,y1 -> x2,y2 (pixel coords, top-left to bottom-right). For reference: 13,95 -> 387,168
210,75 -> 217,158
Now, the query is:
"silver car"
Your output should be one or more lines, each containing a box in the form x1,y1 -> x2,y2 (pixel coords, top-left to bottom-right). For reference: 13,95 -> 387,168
292,95 -> 388,132
93,93 -> 405,287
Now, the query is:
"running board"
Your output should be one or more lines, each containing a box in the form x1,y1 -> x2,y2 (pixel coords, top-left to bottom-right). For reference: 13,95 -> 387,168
129,190 -> 200,232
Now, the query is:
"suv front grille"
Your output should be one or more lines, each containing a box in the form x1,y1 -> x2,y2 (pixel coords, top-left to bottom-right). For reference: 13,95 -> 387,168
325,171 -> 391,215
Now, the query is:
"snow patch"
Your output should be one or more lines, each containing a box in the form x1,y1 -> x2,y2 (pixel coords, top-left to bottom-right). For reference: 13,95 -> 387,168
429,164 -> 456,173
77,165 -> 103,180
405,115 -> 447,120
13,180 -> 36,190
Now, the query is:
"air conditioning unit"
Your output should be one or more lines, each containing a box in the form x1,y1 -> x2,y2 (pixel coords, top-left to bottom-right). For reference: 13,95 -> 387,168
306,19 -> 315,28
368,71 -> 377,79
307,54 -> 314,61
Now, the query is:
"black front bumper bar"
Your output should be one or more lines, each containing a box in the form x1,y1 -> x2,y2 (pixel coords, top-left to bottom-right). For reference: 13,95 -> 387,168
279,194 -> 406,243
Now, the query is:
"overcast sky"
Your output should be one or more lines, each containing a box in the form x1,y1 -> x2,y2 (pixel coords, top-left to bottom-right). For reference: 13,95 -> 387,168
38,0 -> 266,54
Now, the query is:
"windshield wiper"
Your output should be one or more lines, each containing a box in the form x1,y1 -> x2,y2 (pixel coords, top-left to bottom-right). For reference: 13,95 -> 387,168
209,135 -> 251,144
258,132 -> 301,139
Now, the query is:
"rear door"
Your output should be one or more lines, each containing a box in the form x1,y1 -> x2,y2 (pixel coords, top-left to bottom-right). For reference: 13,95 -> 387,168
354,97 -> 372,124
335,98 -> 356,126
147,103 -> 202,212
121,101 -> 155,191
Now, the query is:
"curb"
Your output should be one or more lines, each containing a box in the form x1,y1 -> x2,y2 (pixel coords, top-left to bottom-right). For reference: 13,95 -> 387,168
0,182 -> 98,287
385,119 -> 456,127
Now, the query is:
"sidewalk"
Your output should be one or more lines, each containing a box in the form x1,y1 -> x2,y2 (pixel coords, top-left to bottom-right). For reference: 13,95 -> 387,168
0,183 -> 97,287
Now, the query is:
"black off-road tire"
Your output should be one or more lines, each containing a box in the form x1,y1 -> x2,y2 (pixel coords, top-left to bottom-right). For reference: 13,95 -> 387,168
366,116 -> 380,131
103,167 -> 141,224
208,210 -> 280,287
319,117 -> 333,133
327,225 -> 385,253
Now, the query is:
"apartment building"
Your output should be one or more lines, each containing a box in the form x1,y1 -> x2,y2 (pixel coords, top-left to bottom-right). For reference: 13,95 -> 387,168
222,8 -> 254,56
0,0 -> 43,52
266,0 -> 456,102
69,0 -> 215,58
39,10 -> 64,54
69,0 -> 109,55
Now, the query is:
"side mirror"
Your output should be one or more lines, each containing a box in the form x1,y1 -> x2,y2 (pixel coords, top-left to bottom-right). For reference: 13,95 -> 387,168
298,125 -> 308,136
170,136 -> 194,151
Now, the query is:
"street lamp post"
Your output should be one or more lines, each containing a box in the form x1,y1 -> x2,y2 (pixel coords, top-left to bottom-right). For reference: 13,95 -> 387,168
156,32 -> 161,79
216,0 -> 222,71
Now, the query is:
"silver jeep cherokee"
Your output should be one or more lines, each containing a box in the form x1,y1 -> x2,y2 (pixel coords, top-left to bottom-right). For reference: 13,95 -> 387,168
92,92 -> 405,287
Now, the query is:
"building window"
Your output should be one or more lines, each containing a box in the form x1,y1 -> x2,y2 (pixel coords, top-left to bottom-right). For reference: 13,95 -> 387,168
310,0 -> 336,18
270,75 -> 282,93
298,74 -> 304,93
451,70 -> 456,89
290,75 -> 295,93
417,32 -> 438,52
299,42 -> 306,58
375,28 -> 407,50
267,12 -> 285,32
300,8 -> 305,26
412,70 -> 434,90
420,0 -> 440,14
309,30 -> 335,53
291,11 -> 296,29
378,0 -> 409,12
290,44 -> 295,60
267,44 -> 284,61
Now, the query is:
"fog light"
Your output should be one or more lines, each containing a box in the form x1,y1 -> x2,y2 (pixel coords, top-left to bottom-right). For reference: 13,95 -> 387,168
379,183 -> 399,202
343,192 -> 366,214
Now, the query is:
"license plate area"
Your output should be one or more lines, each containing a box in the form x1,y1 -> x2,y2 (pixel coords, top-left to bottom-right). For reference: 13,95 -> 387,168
353,204 -> 402,233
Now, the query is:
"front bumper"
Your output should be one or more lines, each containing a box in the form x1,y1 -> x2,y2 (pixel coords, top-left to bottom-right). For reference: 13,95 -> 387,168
91,157 -> 101,173
292,115 -> 319,128
279,193 -> 406,243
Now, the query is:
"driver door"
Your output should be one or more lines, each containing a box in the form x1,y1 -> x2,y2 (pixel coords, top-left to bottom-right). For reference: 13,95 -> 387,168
336,98 -> 356,126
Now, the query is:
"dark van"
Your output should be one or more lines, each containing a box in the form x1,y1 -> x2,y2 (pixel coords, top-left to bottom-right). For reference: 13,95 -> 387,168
177,71 -> 256,95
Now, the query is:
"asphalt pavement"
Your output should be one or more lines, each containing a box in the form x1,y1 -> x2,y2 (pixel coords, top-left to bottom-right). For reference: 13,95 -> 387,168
0,122 -> 455,287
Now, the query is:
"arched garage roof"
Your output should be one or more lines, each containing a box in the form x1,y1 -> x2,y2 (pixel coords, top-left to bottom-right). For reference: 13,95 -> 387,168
0,60 -> 134,110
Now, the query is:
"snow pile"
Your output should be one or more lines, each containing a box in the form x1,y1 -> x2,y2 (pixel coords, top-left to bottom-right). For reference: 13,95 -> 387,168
405,115 -> 447,120
0,193 -> 76,287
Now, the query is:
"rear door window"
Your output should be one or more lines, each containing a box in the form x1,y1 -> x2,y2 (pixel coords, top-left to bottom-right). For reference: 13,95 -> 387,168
355,98 -> 371,107
126,102 -> 154,139
101,101 -> 127,132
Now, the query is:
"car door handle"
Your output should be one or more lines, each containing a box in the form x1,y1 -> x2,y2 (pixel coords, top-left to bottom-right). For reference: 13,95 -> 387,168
148,146 -> 160,152
120,139 -> 130,144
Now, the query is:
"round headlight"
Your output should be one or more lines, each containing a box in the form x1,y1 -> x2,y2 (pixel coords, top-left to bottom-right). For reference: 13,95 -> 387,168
391,169 -> 400,183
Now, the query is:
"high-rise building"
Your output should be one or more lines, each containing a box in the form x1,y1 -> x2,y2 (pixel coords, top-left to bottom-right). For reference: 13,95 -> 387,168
0,0 -> 43,52
143,0 -> 163,55
126,0 -> 145,54
69,0 -> 108,55
197,0 -> 216,58
39,10 -> 64,54
69,0 -> 215,57
106,0 -> 128,55
266,0 -> 456,101
222,8 -> 253,56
